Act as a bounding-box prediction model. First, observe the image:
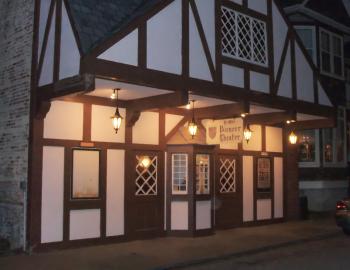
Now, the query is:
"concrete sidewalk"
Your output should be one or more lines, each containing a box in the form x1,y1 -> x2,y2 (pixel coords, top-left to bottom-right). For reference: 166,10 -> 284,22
0,217 -> 341,270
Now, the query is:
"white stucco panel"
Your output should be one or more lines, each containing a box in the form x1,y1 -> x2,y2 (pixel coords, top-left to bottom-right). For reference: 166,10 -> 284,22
274,157 -> 284,218
41,146 -> 64,243
165,114 -> 184,136
222,64 -> 244,88
44,101 -> 83,141
98,29 -> 138,66
196,200 -> 211,230
59,1 -> 80,79
243,156 -> 254,222
248,0 -> 267,15
257,199 -> 272,220
318,82 -> 332,106
39,5 -> 55,86
147,0 -> 182,74
266,126 -> 283,153
69,209 -> 101,240
195,0 -> 215,66
106,149 -> 125,237
132,112 -> 159,145
38,0 -> 51,62
272,2 -> 288,78
277,42 -> 292,98
171,201 -> 189,230
250,71 -> 270,93
91,105 -> 126,143
295,44 -> 314,103
189,6 -> 213,81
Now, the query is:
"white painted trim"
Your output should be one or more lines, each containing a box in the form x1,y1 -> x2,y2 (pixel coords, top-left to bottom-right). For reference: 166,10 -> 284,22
221,7 -> 268,67
171,153 -> 188,195
319,27 -> 345,80
300,180 -> 348,190
285,6 -> 350,34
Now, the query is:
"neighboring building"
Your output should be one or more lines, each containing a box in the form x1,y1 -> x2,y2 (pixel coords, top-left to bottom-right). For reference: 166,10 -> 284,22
0,0 -> 336,251
281,0 -> 350,211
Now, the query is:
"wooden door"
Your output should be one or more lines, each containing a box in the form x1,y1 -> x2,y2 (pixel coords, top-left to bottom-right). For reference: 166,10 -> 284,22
215,154 -> 242,229
125,150 -> 164,239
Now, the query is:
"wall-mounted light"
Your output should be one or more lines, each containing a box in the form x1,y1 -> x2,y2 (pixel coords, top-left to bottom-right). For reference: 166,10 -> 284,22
286,119 -> 296,125
243,125 -> 253,143
110,88 -> 123,134
289,131 -> 298,145
139,156 -> 152,168
186,101 -> 191,110
241,113 -> 248,118
188,100 -> 198,139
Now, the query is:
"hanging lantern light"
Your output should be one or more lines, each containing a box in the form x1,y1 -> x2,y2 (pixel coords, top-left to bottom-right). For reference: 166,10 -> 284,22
110,88 -> 123,134
243,125 -> 253,143
188,100 -> 198,139
289,131 -> 298,145
186,101 -> 191,110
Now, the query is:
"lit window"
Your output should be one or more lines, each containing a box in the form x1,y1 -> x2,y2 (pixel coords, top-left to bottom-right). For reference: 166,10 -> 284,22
295,26 -> 316,63
257,157 -> 271,193
221,7 -> 267,66
135,155 -> 157,196
172,154 -> 188,194
196,154 -> 210,194
320,28 -> 344,78
298,129 -> 320,167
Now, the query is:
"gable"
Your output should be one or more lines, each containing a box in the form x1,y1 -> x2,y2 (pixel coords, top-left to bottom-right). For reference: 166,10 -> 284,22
77,0 -> 334,116
67,0 -> 162,54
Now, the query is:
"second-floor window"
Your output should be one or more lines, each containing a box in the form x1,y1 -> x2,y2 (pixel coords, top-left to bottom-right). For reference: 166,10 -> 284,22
295,26 -> 316,63
221,6 -> 267,66
320,28 -> 344,78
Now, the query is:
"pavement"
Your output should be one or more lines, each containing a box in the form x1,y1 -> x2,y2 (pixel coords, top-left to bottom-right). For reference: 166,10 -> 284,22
0,215 -> 342,270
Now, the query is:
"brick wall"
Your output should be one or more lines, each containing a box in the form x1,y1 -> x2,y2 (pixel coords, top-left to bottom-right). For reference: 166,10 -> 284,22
0,0 -> 34,250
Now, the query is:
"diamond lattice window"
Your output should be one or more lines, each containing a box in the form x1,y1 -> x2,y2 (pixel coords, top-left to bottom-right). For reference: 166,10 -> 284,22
219,158 -> 236,193
135,155 -> 157,196
221,6 -> 267,66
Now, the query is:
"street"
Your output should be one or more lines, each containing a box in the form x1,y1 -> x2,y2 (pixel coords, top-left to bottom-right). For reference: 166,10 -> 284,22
180,235 -> 350,270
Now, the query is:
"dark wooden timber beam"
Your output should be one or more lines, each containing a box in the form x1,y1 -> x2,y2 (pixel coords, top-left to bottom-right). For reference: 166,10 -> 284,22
246,111 -> 295,125
195,102 -> 249,119
126,109 -> 141,127
126,91 -> 189,112
57,94 -> 128,108
81,59 -> 334,118
39,73 -> 95,100
289,118 -> 336,130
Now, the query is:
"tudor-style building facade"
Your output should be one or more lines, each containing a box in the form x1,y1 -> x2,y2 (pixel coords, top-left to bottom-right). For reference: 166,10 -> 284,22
0,0 -> 337,250
281,0 -> 350,211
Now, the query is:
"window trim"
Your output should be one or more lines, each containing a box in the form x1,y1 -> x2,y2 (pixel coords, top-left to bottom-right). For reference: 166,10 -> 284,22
172,153 -> 188,195
298,129 -> 320,168
322,107 -> 347,168
221,6 -> 268,67
294,25 -> 317,64
319,27 -> 344,80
